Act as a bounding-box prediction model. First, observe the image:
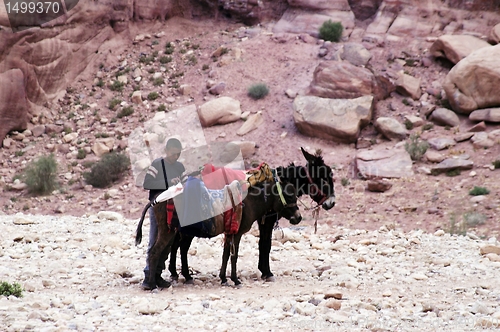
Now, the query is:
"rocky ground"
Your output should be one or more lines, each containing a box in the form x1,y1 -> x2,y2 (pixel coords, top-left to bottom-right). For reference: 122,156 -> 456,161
1,213 -> 500,331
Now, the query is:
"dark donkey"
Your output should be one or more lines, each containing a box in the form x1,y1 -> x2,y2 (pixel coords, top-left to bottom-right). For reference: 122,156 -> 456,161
136,176 -> 302,289
258,148 -> 336,281
168,147 -> 335,283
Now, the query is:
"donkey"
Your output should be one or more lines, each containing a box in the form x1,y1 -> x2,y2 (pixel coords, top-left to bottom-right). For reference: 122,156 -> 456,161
168,147 -> 336,283
136,177 -> 301,289
257,148 -> 336,281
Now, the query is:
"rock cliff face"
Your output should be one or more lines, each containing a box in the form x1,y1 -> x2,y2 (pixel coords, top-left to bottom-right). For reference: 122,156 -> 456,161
0,0 -> 498,143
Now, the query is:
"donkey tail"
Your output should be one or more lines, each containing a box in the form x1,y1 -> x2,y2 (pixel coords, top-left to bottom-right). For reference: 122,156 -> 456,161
135,202 -> 152,246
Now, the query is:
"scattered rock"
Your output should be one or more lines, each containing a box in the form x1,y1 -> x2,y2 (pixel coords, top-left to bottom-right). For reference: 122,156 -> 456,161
367,179 -> 392,192
356,147 -> 414,179
395,73 -> 421,100
198,97 -> 242,127
430,35 -> 491,64
237,112 -> 264,136
480,245 -> 500,255
209,82 -> 226,95
431,158 -> 474,175
374,117 -> 408,141
293,95 -> 373,143
308,61 -> 377,99
424,150 -> 445,163
454,132 -> 474,142
467,121 -> 487,132
469,108 -> 500,123
427,137 -> 456,151
429,108 -> 460,127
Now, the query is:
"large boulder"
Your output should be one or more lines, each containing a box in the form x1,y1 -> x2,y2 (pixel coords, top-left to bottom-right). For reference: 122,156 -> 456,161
443,44 -> 500,114
198,97 -> 242,127
293,95 -> 373,143
0,69 -> 29,144
430,35 -> 491,64
356,147 -> 414,179
308,61 -> 377,99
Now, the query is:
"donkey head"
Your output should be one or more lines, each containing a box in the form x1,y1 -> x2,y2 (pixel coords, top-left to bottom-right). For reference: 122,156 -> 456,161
301,147 -> 336,210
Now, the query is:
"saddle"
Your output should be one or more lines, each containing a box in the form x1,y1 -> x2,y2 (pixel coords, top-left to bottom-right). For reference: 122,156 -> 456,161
172,177 -> 244,238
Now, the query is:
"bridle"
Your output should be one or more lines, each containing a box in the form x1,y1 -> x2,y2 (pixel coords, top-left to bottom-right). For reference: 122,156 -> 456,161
302,164 -> 329,208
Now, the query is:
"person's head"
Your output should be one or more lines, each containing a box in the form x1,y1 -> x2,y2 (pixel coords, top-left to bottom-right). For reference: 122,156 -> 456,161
165,138 -> 182,164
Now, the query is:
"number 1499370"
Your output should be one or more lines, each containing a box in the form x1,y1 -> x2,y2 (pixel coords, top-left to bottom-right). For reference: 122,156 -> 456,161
5,1 -> 60,14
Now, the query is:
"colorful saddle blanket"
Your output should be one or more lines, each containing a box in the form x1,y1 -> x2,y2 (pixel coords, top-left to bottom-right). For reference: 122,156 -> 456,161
173,177 -> 243,238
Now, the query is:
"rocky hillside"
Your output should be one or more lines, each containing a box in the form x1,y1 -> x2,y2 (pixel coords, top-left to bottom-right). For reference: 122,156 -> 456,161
0,0 -> 500,239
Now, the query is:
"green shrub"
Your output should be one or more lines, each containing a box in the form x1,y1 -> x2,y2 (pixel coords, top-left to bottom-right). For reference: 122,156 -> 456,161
139,55 -> 154,64
422,123 -> 434,131
159,56 -> 172,64
341,177 -> 350,187
469,186 -> 490,196
148,92 -> 159,101
153,78 -> 164,86
165,46 -> 175,55
446,169 -> 461,177
96,79 -> 104,87
319,20 -> 343,42
404,134 -> 429,161
83,152 -> 130,188
186,55 -> 197,66
117,106 -> 134,118
248,83 -> 269,100
77,149 -> 87,160
404,119 -> 414,130
109,80 -> 124,92
0,281 -> 23,297
22,154 -> 58,195
108,98 -> 122,110
157,104 -> 166,112
202,64 -> 210,71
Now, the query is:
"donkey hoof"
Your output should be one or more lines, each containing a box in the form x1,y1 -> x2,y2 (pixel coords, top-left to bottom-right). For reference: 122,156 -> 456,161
265,276 -> 276,283
234,283 -> 243,289
221,281 -> 230,287
184,279 -> 194,285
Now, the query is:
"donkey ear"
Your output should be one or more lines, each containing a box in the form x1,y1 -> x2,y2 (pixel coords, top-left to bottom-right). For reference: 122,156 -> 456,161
301,147 -> 315,162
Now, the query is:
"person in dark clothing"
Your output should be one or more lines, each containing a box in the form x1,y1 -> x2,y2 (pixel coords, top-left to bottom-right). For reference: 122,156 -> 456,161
142,138 -> 185,290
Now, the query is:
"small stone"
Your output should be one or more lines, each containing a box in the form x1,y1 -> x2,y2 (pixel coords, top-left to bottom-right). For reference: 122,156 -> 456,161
285,89 -> 297,98
434,229 -> 445,236
468,121 -> 487,132
324,291 -> 343,300
411,273 -> 428,280
480,245 -> 500,255
366,179 -> 392,192
324,299 -> 342,310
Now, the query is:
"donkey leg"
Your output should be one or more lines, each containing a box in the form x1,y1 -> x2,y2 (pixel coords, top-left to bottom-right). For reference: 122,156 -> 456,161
258,216 -> 276,281
180,235 -> 195,284
168,233 -> 181,281
219,240 -> 231,285
230,234 -> 243,286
